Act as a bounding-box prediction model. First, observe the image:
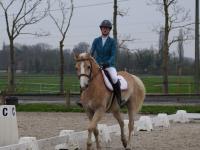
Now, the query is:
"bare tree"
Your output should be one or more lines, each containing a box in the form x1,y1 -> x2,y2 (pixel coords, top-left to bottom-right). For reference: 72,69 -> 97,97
0,0 -> 48,93
157,27 -> 165,70
48,0 -> 74,94
73,42 -> 90,54
158,27 -> 165,55
150,0 -> 191,94
177,29 -> 184,76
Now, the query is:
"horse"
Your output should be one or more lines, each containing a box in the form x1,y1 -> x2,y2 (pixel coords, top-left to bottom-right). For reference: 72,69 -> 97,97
74,52 -> 145,150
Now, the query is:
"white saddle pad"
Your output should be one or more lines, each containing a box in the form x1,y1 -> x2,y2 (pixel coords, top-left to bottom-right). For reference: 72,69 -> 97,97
102,70 -> 128,91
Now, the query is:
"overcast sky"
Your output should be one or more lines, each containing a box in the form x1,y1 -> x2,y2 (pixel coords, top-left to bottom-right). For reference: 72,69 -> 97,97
0,0 -> 196,58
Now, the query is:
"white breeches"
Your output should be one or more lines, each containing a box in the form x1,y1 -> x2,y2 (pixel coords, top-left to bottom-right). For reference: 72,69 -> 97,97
105,67 -> 118,84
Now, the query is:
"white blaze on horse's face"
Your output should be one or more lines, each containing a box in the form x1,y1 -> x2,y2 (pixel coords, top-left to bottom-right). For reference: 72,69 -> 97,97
80,62 -> 90,88
75,53 -> 92,89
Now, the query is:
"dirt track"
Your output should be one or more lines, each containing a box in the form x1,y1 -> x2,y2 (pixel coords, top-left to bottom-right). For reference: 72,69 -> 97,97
17,112 -> 200,150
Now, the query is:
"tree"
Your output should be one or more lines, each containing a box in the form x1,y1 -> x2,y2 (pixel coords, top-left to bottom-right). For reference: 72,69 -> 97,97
73,42 -> 90,54
48,0 -> 74,93
0,0 -> 48,93
150,0 -> 191,93
155,27 -> 165,72
134,49 -> 156,74
177,29 -> 184,76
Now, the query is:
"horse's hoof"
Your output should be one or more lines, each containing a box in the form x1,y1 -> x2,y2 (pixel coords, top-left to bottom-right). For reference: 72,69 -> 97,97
122,141 -> 127,148
125,144 -> 132,150
96,145 -> 102,150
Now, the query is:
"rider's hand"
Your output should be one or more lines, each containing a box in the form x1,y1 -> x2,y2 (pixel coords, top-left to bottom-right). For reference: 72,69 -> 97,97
100,62 -> 109,69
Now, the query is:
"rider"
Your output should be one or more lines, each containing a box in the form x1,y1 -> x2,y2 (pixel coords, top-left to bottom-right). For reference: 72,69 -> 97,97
90,20 -> 126,107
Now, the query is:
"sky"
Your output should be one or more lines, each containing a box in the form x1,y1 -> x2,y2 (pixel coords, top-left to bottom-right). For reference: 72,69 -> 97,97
0,0 -> 196,58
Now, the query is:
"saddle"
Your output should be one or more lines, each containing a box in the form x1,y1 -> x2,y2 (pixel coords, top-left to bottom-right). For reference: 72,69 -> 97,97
101,70 -> 128,91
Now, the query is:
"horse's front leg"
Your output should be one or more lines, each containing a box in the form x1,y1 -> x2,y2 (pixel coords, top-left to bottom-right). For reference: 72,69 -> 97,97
87,108 -> 104,150
112,110 -> 127,148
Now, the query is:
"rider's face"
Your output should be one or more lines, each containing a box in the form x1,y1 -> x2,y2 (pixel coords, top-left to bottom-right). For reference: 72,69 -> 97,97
100,27 -> 111,36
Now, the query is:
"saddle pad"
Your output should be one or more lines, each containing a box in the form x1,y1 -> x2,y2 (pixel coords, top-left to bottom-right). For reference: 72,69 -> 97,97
102,70 -> 128,91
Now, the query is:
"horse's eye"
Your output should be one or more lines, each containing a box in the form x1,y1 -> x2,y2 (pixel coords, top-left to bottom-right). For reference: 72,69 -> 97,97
87,65 -> 91,69
75,67 -> 78,70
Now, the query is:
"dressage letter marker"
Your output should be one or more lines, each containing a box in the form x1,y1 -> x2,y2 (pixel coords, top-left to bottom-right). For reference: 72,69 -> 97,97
0,105 -> 19,147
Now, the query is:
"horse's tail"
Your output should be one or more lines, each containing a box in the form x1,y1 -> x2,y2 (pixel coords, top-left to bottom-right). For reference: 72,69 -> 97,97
131,75 -> 146,112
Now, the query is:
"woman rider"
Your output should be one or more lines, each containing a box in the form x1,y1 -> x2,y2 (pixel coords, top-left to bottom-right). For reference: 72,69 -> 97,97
90,20 -> 126,107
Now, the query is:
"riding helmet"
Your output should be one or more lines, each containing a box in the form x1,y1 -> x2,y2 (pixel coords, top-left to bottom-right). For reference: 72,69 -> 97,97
99,20 -> 112,29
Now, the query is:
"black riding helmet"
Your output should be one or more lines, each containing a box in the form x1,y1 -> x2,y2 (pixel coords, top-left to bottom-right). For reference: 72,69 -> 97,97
99,20 -> 112,29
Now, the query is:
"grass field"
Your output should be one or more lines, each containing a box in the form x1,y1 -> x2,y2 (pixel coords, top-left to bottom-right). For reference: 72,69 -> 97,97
0,74 -> 196,94
16,103 -> 200,114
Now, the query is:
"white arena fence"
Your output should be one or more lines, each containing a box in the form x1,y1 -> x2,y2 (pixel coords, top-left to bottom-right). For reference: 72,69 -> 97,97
16,82 -> 60,93
0,106 -> 200,150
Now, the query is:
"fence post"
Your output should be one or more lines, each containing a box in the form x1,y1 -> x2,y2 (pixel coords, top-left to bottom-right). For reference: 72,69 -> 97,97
65,89 -> 70,107
0,91 -> 5,105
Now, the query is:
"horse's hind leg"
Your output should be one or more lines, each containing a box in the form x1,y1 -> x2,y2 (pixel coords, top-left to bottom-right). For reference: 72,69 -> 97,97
93,126 -> 101,149
87,127 -> 101,150
112,110 -> 127,148
126,101 -> 136,150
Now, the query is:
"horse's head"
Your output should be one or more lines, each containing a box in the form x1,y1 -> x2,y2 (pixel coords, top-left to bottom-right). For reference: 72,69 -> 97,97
74,52 -> 97,90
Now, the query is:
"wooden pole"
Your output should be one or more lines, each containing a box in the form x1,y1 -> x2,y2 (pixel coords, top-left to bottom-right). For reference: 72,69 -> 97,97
195,0 -> 200,93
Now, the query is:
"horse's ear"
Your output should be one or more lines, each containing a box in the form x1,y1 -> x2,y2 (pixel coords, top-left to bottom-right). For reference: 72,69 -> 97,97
73,52 -> 79,61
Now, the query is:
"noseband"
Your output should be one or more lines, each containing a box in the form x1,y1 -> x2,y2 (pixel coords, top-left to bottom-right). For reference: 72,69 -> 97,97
76,58 -> 93,89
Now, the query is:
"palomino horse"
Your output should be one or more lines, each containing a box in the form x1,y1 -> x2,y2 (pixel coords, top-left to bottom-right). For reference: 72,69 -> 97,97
74,52 -> 145,150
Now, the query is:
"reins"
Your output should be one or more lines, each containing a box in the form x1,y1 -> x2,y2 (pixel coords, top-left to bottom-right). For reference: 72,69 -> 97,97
76,58 -> 93,82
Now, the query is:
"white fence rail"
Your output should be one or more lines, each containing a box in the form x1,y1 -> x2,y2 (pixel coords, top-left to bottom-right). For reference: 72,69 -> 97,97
0,112 -> 200,150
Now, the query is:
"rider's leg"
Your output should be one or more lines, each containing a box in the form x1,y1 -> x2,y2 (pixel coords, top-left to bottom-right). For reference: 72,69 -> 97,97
105,67 -> 126,107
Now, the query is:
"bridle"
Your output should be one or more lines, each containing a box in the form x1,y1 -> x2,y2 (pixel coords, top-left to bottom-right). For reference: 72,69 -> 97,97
75,57 -> 114,111
76,58 -> 93,90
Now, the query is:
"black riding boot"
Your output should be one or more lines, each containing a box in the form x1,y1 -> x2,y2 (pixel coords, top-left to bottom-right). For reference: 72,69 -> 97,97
113,80 -> 127,107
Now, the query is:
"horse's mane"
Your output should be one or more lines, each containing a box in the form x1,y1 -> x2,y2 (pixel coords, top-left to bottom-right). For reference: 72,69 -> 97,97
77,52 -> 99,67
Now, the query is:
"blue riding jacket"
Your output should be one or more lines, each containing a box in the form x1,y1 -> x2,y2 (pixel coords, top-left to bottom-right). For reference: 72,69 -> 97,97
91,36 -> 116,67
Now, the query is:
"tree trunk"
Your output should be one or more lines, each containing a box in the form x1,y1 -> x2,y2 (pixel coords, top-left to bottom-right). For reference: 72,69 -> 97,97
163,0 -> 169,94
59,40 -> 64,94
8,38 -> 15,93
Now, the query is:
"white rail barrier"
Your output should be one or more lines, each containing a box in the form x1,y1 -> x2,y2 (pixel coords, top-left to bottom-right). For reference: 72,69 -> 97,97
153,113 -> 170,127
0,111 -> 200,150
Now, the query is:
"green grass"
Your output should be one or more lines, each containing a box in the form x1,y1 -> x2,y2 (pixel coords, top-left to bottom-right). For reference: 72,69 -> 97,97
0,74 -> 196,94
16,103 -> 200,114
0,74 -> 79,93
141,75 -> 195,93
16,103 -> 84,112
